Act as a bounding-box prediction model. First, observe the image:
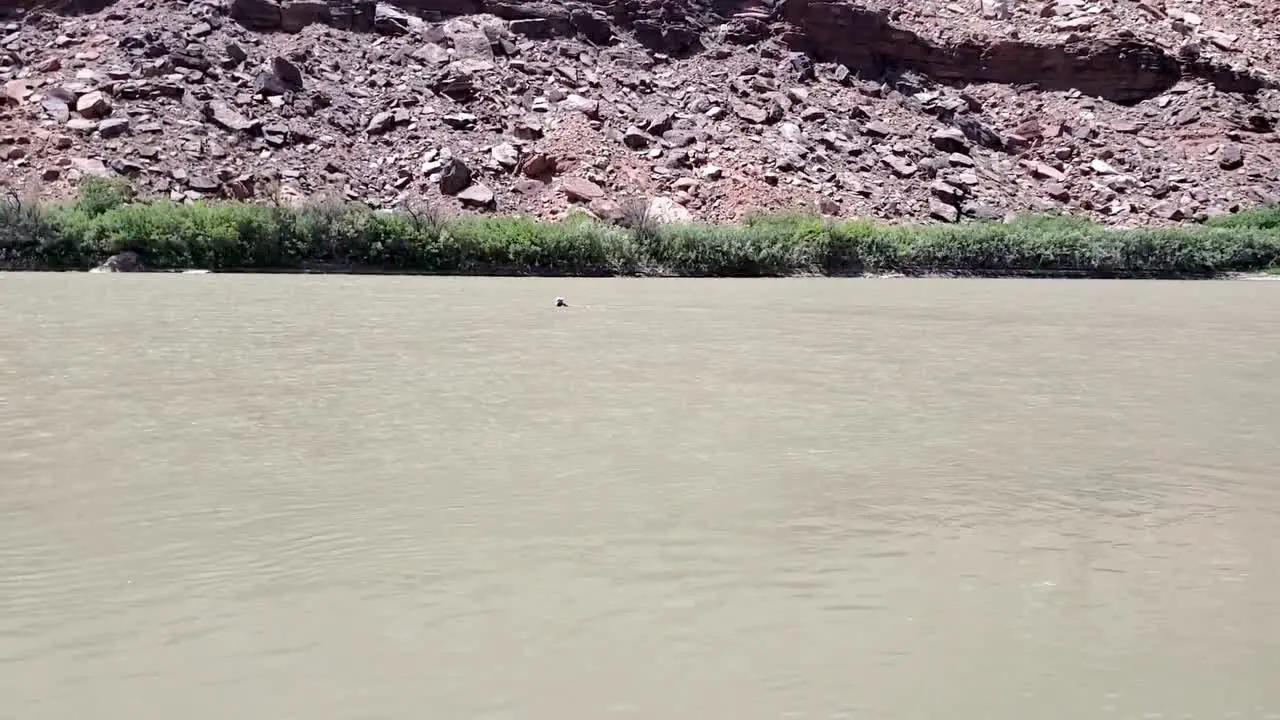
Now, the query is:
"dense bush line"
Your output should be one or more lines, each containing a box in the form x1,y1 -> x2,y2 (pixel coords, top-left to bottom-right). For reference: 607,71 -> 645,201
3,179 -> 1279,276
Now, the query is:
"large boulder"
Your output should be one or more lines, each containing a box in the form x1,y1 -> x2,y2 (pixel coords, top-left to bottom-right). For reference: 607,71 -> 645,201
570,10 -> 614,44
457,183 -> 495,208
89,251 -> 144,273
4,79 -> 32,105
203,101 -> 255,133
75,91 -> 112,120
257,56 -> 304,95
645,197 -> 692,224
97,117 -> 131,138
561,177 -> 604,202
439,159 -> 473,195
374,3 -> 417,35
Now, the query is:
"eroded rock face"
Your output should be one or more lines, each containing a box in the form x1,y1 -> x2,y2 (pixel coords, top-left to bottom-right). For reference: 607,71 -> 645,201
780,0 -> 1210,105
1,0 -> 1277,225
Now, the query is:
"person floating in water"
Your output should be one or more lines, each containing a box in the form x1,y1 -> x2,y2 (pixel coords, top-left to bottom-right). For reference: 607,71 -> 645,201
555,297 -> 568,307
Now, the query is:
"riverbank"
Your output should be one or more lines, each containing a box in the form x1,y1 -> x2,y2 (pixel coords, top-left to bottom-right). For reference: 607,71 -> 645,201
3,180 -> 1279,278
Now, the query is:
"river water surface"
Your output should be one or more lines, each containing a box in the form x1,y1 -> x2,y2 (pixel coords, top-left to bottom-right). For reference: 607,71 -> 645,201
2,275 -> 1279,719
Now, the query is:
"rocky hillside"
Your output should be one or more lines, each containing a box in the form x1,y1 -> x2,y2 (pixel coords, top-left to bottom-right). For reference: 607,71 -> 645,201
1,0 -> 1278,224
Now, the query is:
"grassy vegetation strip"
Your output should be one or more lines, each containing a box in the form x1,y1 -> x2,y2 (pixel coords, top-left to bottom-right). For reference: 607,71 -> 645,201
3,180 -> 1280,276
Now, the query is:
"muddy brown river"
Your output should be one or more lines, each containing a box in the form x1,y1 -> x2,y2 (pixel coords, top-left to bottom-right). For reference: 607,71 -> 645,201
2,274 -> 1279,719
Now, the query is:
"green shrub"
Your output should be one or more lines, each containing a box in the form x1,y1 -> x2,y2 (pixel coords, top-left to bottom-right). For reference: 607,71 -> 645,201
2,198 -> 1278,276
75,177 -> 134,217
446,216 -> 632,274
1203,204 -> 1280,231
0,189 -> 55,254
